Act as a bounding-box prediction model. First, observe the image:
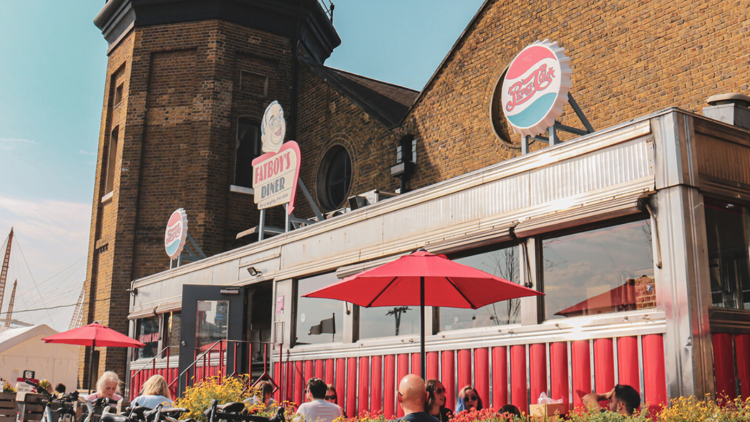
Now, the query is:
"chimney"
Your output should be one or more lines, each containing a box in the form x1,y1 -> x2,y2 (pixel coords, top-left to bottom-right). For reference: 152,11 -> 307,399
703,93 -> 750,130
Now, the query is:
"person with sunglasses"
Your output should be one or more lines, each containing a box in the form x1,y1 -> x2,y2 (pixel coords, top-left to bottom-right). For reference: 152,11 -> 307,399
425,380 -> 452,422
296,378 -> 342,422
324,385 -> 346,418
455,385 -> 483,413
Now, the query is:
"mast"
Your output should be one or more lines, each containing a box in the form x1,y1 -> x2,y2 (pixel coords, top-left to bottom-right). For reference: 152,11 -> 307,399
69,285 -> 86,329
0,227 -> 13,314
3,280 -> 16,328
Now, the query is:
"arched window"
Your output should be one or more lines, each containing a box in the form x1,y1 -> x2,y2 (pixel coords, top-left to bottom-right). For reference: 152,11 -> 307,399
317,145 -> 352,210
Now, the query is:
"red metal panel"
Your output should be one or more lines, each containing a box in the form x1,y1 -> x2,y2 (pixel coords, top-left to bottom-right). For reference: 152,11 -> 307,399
427,352 -> 439,381
294,361 -> 304,405
550,342 -> 569,414
325,359 -> 335,385
359,357 -> 370,414
336,359 -> 346,410
347,357 -> 358,417
285,362 -> 294,403
492,347 -> 508,409
397,354 -> 409,417
571,340 -> 591,409
442,351 -> 455,411
304,361 -> 314,386
736,334 -> 750,399
530,344 -> 547,404
411,353 -> 421,378
510,345 -> 527,415
457,349 -> 472,392
643,334 -> 668,412
474,348 -> 490,410
315,359 -> 325,380
617,337 -> 639,394
712,333 -> 736,399
594,338 -> 615,405
371,356 -> 383,413
273,362 -> 281,402
384,355 -> 396,419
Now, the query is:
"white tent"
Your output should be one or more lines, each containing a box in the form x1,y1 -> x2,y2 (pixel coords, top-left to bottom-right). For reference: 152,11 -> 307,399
0,325 -> 79,390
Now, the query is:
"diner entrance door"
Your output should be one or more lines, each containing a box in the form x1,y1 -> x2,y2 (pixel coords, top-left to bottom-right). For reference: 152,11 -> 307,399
177,284 -> 247,395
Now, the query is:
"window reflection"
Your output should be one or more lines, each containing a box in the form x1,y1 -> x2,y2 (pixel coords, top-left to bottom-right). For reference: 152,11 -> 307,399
136,315 -> 160,359
165,312 -> 181,357
196,300 -> 229,351
296,273 -> 343,345
543,219 -> 655,319
705,199 -> 750,309
440,244 -> 522,331
360,305 -> 420,339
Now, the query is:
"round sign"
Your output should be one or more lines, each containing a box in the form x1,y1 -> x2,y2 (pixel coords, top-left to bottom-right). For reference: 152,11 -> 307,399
165,208 -> 188,260
501,40 -> 572,137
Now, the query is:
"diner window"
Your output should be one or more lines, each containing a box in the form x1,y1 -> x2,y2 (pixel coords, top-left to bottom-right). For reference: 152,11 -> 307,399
196,300 -> 229,351
235,117 -> 261,188
136,315 -> 161,359
295,272 -> 343,345
164,311 -> 181,357
317,146 -> 352,210
543,219 -> 655,320
705,199 -> 750,309
360,305 -> 420,340
439,244 -> 522,331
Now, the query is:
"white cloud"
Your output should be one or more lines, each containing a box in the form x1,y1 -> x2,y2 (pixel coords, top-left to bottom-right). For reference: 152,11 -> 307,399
0,138 -> 35,150
79,150 -> 96,155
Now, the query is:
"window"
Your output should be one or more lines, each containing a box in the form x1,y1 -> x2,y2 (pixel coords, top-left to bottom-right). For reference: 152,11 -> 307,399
439,244 -> 522,331
235,118 -> 261,188
542,219 -> 655,319
317,146 -> 352,210
196,300 -> 229,351
705,199 -> 750,309
240,71 -> 268,97
359,305 -> 420,340
136,316 -> 161,359
103,127 -> 118,195
295,272 -> 343,345
164,311 -> 181,357
114,83 -> 124,106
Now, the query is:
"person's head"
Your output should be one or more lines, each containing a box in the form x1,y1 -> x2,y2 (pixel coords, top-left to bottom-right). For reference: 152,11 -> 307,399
458,386 -> 482,411
142,375 -> 171,400
96,371 -> 121,399
608,384 -> 640,415
256,381 -> 273,402
398,374 -> 428,415
325,385 -> 338,404
305,378 -> 327,401
425,380 -> 446,415
498,404 -> 520,417
55,383 -> 66,394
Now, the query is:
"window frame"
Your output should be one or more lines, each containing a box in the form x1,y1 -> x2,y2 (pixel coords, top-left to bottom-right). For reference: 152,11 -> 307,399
292,271 -> 347,348
316,145 -> 353,211
233,116 -> 261,190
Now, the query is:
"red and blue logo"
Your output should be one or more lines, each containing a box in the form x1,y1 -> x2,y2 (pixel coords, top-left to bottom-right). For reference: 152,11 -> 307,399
501,40 -> 572,137
165,208 -> 188,259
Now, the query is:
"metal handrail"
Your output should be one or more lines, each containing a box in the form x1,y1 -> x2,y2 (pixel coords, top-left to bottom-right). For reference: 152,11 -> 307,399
169,339 -> 223,389
129,344 -> 172,399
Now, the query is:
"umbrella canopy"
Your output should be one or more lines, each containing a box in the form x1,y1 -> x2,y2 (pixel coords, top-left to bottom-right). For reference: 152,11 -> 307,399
303,249 -> 543,376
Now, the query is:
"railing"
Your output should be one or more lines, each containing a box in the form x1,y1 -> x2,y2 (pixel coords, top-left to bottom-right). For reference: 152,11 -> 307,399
129,345 -> 172,400
318,0 -> 334,23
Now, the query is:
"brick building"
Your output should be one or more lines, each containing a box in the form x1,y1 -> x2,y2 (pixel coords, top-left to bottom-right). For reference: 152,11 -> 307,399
86,0 -> 750,405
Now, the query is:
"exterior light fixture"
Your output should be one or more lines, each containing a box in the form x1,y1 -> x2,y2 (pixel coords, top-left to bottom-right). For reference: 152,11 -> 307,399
247,267 -> 262,276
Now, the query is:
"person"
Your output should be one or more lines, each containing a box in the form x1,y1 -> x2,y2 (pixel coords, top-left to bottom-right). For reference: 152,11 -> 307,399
131,375 -> 173,409
296,378 -> 342,422
87,371 -> 123,402
325,384 -> 346,417
582,384 -> 641,416
398,375 -> 438,422
425,380 -> 452,422
245,380 -> 275,407
55,383 -> 66,398
39,380 -> 54,395
497,404 -> 521,418
455,385 -> 483,413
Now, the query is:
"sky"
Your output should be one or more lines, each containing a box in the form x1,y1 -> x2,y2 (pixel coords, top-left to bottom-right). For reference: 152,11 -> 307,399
0,0 -> 484,332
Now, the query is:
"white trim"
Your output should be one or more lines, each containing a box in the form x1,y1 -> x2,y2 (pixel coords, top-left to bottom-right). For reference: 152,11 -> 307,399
101,191 -> 114,203
230,184 -> 255,195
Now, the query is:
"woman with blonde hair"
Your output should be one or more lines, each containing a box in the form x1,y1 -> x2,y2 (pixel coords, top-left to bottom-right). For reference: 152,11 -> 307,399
132,375 -> 173,408
87,371 -> 123,401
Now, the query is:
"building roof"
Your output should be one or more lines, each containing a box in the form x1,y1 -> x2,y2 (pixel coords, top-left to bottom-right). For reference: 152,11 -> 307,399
0,324 -> 57,355
301,54 -> 420,128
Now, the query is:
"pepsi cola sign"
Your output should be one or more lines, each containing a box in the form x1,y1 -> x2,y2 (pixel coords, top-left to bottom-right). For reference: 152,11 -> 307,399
165,208 -> 188,260
501,40 -> 572,137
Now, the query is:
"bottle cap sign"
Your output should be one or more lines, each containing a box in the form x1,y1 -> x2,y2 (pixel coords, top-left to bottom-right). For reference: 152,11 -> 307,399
165,208 -> 188,260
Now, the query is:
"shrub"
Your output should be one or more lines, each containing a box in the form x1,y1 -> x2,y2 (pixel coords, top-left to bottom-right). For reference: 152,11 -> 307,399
173,375 -> 251,421
657,395 -> 750,421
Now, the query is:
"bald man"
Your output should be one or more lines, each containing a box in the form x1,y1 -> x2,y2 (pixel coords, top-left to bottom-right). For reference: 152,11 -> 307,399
398,375 -> 439,422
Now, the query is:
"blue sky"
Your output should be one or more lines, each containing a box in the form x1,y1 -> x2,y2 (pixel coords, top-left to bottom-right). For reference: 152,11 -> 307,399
0,0 -> 484,331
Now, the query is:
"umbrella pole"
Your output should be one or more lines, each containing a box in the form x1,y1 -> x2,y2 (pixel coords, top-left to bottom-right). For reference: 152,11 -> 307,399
88,340 -> 96,394
420,276 -> 426,379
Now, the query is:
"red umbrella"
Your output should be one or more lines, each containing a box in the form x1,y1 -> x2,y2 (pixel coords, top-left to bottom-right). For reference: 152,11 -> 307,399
42,322 -> 145,392
303,249 -> 543,375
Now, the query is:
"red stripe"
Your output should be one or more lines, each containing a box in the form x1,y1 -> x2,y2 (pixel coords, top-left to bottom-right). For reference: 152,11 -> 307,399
411,353 -> 422,378
347,357 -> 357,417
371,356 -> 383,413
336,359 -> 346,411
511,345 -> 527,414
736,335 -> 750,398
304,361 -> 314,386
643,334 -> 668,413
384,355 -> 396,418
474,348 -> 489,409
617,337 -> 639,394
550,342 -> 569,414
492,347 -> 508,409
358,357 -> 370,414
294,361 -> 304,406
712,333 -> 736,399
273,362 -> 281,402
427,352 -> 439,381
594,338 -> 614,406
506,45 -> 557,79
315,360 -> 325,380
285,362 -> 293,403
397,354 -> 409,417
442,351 -> 455,411
458,349 -> 472,392
530,344 -> 547,404
571,341 -> 591,409
325,359 -> 334,385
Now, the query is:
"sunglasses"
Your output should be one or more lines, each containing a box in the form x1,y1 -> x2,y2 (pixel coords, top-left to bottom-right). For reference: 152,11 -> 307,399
433,388 -> 445,394
466,396 -> 478,401
325,396 -> 336,401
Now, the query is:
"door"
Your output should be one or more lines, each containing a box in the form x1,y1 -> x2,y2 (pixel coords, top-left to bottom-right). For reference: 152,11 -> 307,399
178,285 -> 248,395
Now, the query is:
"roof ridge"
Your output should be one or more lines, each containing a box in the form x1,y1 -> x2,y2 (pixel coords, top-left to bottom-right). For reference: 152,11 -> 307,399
324,66 -> 420,93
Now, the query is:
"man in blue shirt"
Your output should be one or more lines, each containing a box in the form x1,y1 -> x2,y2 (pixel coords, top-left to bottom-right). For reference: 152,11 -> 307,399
398,375 -> 439,422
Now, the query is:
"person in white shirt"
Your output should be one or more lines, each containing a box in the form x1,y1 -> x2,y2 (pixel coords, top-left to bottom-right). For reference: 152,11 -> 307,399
296,378 -> 342,422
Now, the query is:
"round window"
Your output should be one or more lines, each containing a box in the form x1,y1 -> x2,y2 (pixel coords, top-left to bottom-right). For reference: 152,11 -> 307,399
317,146 -> 352,210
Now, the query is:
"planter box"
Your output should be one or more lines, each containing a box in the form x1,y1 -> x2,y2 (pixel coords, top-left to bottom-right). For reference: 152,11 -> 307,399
530,403 -> 565,422
16,393 -> 45,422
0,392 -> 16,422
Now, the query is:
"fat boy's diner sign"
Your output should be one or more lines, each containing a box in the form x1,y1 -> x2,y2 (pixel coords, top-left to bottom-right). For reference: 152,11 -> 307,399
252,101 -> 301,214
501,39 -> 572,137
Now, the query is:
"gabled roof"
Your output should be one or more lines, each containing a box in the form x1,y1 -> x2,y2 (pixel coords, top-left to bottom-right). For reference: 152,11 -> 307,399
0,324 -> 57,354
300,54 -> 420,128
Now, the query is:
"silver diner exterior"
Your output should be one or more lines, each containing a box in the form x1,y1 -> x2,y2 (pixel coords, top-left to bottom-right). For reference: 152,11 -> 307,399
127,108 -> 750,416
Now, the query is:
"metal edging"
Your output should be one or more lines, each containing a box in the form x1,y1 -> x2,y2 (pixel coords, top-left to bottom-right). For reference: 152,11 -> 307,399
613,337 -> 619,385
567,341 -> 573,406
546,342 -> 552,396
507,345 -> 512,405
590,339 -> 595,394
526,344 -> 531,407
637,335 -> 645,400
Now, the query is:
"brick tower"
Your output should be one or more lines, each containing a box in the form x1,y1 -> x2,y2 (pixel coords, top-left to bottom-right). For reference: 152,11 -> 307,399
83,0 -> 340,387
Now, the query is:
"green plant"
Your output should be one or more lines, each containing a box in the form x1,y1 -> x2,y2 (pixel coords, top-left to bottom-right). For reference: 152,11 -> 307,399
568,405 -> 651,422
173,375 -> 252,422
657,395 -> 750,421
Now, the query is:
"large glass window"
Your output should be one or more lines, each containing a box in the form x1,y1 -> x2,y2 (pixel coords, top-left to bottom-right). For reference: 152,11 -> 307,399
296,273 -> 343,345
196,300 -> 229,351
360,305 -> 420,339
136,315 -> 161,359
439,244 -> 522,331
543,219 -> 655,320
705,199 -> 750,309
